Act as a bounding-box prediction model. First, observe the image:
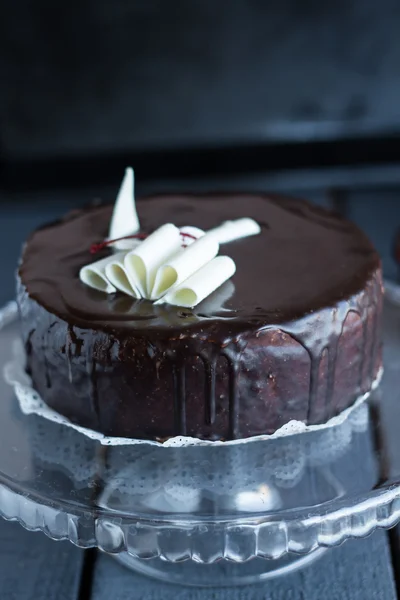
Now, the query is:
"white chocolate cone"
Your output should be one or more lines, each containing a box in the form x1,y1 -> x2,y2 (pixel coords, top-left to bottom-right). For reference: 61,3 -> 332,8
108,168 -> 140,248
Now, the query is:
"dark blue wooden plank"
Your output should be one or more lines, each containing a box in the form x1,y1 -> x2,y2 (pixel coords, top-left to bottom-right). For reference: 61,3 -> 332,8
0,519 -> 84,600
91,533 -> 395,600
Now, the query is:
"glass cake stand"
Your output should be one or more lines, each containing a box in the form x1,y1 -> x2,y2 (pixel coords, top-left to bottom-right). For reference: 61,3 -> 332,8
0,290 -> 400,588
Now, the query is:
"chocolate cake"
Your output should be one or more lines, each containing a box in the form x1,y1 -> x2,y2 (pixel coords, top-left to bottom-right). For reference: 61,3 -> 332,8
17,193 -> 383,440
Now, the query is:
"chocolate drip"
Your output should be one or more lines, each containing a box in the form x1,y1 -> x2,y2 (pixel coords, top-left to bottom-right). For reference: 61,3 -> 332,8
308,356 -> 322,421
350,277 -> 377,393
42,328 -> 51,389
369,275 -> 382,387
372,277 -> 384,369
88,358 -> 99,424
172,362 -> 186,435
356,295 -> 369,392
325,304 -> 349,418
281,281 -> 381,423
281,300 -> 354,422
66,325 -> 73,383
278,322 -> 323,423
228,361 -> 240,438
199,353 -> 217,426
221,347 -> 241,439
346,280 -> 376,395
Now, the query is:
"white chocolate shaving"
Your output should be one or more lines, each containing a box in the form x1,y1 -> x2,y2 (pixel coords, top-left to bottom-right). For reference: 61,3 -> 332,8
208,218 -> 261,244
196,280 -> 235,313
179,226 -> 205,245
150,233 -> 219,300
124,224 -> 182,297
108,168 -> 140,249
79,254 -> 122,293
110,238 -> 142,252
105,254 -> 141,298
160,256 -> 236,308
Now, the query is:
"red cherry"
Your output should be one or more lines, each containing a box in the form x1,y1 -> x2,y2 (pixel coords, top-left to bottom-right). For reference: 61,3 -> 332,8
90,233 -> 148,254
89,230 -> 199,255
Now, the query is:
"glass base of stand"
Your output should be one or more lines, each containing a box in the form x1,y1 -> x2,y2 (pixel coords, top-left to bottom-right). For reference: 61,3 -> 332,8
113,549 -> 327,587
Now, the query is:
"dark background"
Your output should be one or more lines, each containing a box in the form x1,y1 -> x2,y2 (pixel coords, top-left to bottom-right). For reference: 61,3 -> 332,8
0,0 -> 400,299
1,0 -> 400,159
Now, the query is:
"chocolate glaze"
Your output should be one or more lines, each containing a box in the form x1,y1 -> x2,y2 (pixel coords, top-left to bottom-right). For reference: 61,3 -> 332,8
17,193 -> 383,440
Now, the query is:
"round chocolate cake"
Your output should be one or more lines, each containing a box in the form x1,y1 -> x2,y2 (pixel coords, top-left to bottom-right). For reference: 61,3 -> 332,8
17,193 -> 383,440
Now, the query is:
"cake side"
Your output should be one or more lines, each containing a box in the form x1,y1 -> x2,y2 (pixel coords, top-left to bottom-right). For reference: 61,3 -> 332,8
17,193 -> 383,440
17,269 -> 382,440
236,269 -> 383,437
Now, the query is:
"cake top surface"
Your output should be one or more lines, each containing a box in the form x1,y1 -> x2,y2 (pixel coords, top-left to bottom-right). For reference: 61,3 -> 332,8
19,193 -> 380,337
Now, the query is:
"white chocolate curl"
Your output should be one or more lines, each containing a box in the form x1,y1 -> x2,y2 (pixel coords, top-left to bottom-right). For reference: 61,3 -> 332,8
208,218 -> 260,244
108,167 -> 140,249
150,233 -> 219,300
196,280 -> 235,313
105,253 -> 141,298
124,224 -> 182,297
161,256 -> 236,308
179,226 -> 205,244
79,254 -> 125,293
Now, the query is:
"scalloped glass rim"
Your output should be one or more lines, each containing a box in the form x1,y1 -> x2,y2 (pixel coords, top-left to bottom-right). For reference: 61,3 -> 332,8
0,479 -> 399,557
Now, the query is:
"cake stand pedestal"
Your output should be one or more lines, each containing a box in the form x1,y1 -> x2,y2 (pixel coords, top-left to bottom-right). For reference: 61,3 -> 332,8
0,294 -> 399,587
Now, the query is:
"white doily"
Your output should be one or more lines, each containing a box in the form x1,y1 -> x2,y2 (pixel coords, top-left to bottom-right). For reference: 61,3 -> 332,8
22,399 -> 371,502
27,415 -> 102,486
96,401 -> 371,508
4,335 -> 382,448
